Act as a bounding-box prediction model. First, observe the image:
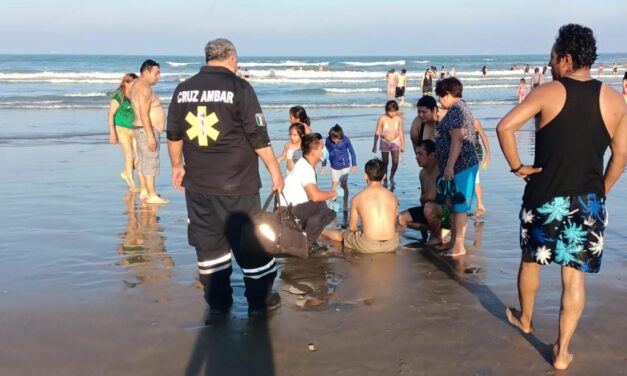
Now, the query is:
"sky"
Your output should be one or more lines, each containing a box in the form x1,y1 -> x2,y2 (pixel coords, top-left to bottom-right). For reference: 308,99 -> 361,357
1,0 -> 625,56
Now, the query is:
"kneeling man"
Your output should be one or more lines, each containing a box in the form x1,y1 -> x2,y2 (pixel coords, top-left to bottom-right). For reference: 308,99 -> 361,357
398,140 -> 443,245
323,158 -> 399,253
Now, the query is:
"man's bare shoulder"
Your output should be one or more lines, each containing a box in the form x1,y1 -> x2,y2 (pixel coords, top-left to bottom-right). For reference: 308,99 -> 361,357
600,83 -> 627,109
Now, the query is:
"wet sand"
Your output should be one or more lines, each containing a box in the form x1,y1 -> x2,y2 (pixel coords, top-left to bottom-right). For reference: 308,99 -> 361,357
0,125 -> 626,375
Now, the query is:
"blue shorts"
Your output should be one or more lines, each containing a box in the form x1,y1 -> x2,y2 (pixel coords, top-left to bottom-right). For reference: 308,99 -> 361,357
452,164 -> 478,213
519,193 -> 607,273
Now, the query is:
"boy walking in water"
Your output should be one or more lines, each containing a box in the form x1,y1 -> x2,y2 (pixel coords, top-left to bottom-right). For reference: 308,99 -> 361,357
322,158 -> 399,253
321,124 -> 357,211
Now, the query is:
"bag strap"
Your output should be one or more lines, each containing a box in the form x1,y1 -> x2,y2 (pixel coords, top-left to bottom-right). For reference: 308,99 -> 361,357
261,191 -> 277,212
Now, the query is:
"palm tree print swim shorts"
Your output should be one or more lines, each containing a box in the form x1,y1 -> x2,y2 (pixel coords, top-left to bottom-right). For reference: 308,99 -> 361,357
519,193 -> 607,273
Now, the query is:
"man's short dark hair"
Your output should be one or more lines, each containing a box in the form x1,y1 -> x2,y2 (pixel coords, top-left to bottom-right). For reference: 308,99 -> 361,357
553,24 -> 597,70
140,59 -> 159,73
329,124 -> 344,139
417,95 -> 438,110
417,139 -> 436,154
364,158 -> 386,182
301,133 -> 323,156
435,77 -> 463,98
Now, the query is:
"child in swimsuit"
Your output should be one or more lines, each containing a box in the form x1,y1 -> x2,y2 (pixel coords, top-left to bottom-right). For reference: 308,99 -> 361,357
373,100 -> 404,187
277,123 -> 305,173
518,78 -> 527,103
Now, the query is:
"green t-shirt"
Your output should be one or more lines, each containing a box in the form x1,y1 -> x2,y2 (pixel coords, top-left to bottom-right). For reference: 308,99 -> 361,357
112,90 -> 135,129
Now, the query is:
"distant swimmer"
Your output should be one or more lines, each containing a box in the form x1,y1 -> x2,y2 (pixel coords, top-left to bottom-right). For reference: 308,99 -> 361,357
612,62 -> 618,75
243,68 -> 250,79
129,59 -> 169,204
597,63 -> 605,75
531,67 -> 544,89
386,69 -> 397,99
524,64 -> 530,74
518,78 -> 527,103
440,65 -> 447,79
450,66 -> 456,76
497,24 -> 627,371
420,68 -> 434,95
481,65 -> 487,77
395,68 -> 407,104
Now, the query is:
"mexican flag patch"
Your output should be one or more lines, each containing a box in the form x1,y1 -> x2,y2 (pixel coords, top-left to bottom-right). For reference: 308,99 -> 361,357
255,113 -> 267,127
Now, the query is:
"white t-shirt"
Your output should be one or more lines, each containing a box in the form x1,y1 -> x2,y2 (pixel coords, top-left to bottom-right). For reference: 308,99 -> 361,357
281,158 -> 316,206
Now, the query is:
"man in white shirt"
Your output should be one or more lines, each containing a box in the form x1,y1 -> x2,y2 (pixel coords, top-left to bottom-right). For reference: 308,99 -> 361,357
281,133 -> 337,252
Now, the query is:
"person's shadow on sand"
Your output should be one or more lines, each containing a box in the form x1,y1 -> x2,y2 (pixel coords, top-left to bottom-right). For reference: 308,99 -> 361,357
416,247 -> 553,365
185,312 -> 275,376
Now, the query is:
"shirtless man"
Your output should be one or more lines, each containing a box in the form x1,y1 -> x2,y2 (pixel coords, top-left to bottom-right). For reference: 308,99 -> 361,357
322,158 -> 399,253
395,68 -> 407,104
398,140 -> 442,245
130,59 -> 169,204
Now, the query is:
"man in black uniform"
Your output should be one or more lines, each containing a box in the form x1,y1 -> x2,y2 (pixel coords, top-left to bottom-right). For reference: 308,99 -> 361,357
166,38 -> 284,315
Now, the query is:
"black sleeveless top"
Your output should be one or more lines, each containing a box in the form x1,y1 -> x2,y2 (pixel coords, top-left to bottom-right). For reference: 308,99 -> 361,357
522,77 -> 610,208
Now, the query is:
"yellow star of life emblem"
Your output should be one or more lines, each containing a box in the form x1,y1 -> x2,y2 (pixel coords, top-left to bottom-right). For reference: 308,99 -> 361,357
185,106 -> 220,147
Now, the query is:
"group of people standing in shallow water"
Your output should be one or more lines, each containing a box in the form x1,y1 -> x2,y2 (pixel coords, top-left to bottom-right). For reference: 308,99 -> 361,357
105,24 -> 627,371
271,75 -> 490,257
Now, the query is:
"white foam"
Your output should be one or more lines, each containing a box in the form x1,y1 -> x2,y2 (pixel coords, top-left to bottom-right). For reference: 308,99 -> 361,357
166,61 -> 193,67
63,92 -> 107,97
415,60 -> 430,64
239,61 -> 329,68
0,71 -> 180,84
324,88 -> 382,93
342,60 -> 405,66
249,69 -> 385,79
250,78 -> 377,85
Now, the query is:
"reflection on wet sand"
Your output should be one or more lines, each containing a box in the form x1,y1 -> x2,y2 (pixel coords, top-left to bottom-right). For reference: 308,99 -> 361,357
115,192 -> 174,288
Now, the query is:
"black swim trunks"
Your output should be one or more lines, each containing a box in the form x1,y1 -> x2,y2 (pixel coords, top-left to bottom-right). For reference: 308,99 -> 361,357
395,87 -> 406,98
519,193 -> 606,273
408,206 -> 427,224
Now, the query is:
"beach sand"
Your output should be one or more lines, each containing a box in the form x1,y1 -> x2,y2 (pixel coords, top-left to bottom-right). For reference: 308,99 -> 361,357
0,115 -> 626,375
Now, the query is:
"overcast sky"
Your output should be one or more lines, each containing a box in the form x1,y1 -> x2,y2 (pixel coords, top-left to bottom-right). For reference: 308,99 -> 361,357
1,0 -> 625,56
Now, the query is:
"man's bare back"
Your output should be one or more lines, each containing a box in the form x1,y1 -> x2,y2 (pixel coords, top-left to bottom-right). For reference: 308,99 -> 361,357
351,185 -> 397,241
419,166 -> 439,204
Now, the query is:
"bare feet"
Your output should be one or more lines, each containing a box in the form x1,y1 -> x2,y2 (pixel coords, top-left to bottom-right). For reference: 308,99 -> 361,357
505,307 -> 533,334
440,243 -> 466,257
120,172 -> 139,192
146,195 -> 170,204
140,191 -> 149,201
552,343 -> 573,370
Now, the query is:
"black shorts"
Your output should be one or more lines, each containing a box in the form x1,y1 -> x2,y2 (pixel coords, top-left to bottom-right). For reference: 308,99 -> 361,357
407,206 -> 427,224
185,190 -> 260,253
395,87 -> 406,98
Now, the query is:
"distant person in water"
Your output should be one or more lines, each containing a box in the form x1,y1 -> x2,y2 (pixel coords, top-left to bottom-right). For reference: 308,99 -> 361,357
373,100 -> 404,188
612,62 -> 618,75
108,72 -> 139,192
395,68 -> 407,104
481,65 -> 487,77
524,64 -> 530,74
323,158 -> 399,253
420,68 -> 434,95
497,24 -> 627,371
531,67 -> 544,89
386,69 -> 397,99
597,63 -> 604,75
518,78 -> 527,103
542,63 -> 548,75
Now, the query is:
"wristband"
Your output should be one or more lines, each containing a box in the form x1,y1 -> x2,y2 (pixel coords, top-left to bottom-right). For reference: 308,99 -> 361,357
510,164 -> 524,173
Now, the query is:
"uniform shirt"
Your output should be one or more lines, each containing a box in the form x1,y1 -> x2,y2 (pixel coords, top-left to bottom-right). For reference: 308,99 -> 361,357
280,158 -> 316,206
166,66 -> 271,195
434,101 -> 478,174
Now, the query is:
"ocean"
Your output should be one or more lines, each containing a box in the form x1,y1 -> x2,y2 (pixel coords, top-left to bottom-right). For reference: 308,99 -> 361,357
0,53 -> 625,144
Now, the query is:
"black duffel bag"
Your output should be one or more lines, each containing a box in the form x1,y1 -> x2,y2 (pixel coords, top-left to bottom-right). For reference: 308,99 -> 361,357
254,191 -> 308,258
